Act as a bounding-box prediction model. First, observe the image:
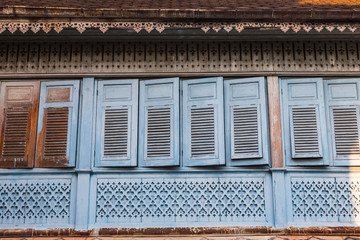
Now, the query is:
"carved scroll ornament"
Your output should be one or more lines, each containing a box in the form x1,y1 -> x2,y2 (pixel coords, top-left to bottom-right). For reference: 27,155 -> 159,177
0,21 -> 359,34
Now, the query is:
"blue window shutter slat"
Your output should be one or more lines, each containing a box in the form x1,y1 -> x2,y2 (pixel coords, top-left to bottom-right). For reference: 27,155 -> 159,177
35,80 -> 80,168
290,105 -> 323,158
281,78 -> 328,166
224,77 -> 269,166
182,77 -> 225,166
139,78 -> 180,167
325,79 -> 360,166
95,79 -> 138,167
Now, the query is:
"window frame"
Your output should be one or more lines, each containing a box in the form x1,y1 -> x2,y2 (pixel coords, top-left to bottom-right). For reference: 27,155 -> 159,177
0,79 -> 81,169
280,77 -> 360,167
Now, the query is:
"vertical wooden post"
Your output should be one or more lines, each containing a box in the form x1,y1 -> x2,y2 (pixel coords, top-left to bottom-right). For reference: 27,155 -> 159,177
75,173 -> 91,229
77,77 -> 95,170
272,170 -> 287,228
267,76 -> 287,228
75,77 -> 95,230
267,76 -> 283,168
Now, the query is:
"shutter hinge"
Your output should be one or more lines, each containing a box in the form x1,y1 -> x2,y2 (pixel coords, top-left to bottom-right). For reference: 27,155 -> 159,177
96,90 -> 99,96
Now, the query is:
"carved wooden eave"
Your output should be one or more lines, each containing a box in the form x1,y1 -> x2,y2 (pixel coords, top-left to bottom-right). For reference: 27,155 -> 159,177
1,20 -> 360,34
0,40 -> 360,76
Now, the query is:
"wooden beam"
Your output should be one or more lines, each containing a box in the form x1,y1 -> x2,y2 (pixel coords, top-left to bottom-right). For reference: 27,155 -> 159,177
267,76 -> 283,168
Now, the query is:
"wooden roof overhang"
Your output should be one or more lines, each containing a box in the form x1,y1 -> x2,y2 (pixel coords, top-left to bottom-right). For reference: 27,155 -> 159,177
1,1 -> 360,35
1,1 -> 360,77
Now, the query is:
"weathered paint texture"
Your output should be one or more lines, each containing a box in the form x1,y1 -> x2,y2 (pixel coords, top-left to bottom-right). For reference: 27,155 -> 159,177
3,227 -> 360,237
2,236 -> 360,240
1,39 -> 360,237
1,41 -> 360,76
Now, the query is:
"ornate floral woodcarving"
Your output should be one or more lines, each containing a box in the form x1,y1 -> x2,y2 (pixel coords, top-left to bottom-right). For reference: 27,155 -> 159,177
291,177 -> 360,224
0,40 -> 359,74
95,177 -> 267,225
0,178 -> 72,225
0,21 -> 359,34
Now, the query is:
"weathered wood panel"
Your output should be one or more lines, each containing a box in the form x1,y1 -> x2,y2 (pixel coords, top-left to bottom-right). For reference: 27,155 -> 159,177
267,76 -> 283,168
35,81 -> 80,168
0,81 -> 40,168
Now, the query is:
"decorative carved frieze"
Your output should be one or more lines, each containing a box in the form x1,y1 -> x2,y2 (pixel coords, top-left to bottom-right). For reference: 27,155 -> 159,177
0,40 -> 359,74
0,21 -> 360,34
291,177 -> 360,224
95,176 -> 268,226
0,178 -> 73,226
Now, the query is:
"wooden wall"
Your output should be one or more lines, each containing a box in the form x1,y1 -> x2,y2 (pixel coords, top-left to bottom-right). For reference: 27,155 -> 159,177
0,40 -> 359,75
0,39 -> 360,234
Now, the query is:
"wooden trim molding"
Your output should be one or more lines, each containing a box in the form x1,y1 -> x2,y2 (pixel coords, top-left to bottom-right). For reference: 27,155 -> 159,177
0,21 -> 359,34
267,76 -> 283,168
1,226 -> 360,237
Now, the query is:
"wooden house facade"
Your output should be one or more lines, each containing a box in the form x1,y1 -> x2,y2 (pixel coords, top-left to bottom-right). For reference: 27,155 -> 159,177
1,1 -> 360,237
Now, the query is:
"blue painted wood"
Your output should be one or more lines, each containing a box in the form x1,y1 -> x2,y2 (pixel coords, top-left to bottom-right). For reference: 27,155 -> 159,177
75,172 -> 91,229
74,78 -> 94,230
280,78 -> 329,166
325,79 -> 360,166
89,172 -> 272,228
182,77 -> 225,167
37,80 -> 80,167
139,78 -> 180,167
77,78 -> 95,170
285,172 -> 360,227
95,79 -> 138,167
7,77 -> 360,231
224,77 -> 269,166
0,174 -> 76,229
271,170 -> 287,228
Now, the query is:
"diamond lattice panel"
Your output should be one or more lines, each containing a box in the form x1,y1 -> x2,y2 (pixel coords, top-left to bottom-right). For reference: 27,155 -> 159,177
0,178 -> 73,226
290,177 -> 360,224
95,176 -> 267,226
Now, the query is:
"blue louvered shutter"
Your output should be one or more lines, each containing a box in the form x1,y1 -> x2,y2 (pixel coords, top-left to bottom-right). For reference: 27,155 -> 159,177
325,79 -> 360,166
139,78 -> 180,167
224,77 -> 269,166
182,77 -> 225,166
281,78 -> 329,166
35,80 -> 80,168
95,80 -> 138,167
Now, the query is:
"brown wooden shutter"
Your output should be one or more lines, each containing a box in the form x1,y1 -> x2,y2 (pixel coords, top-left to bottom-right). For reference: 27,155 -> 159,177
0,82 -> 40,168
35,81 -> 80,168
